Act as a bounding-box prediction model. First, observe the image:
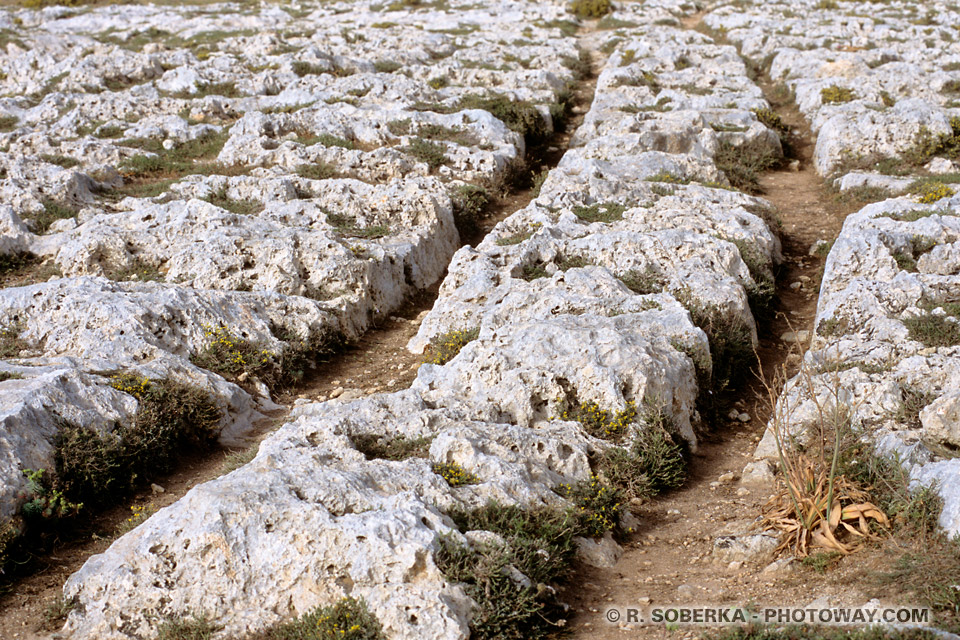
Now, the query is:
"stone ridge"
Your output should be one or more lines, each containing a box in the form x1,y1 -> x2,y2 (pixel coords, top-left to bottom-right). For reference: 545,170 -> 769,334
707,0 -> 960,537
54,0 -> 790,638
0,0 -> 580,523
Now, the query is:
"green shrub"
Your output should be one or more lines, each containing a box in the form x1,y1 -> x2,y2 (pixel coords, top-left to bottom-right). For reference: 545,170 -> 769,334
425,327 -> 479,365
439,502 -> 585,639
0,115 -> 18,132
909,181 -> 955,204
19,468 -> 83,522
820,85 -> 856,104
450,184 -> 490,239
254,597 -> 385,640
596,408 -> 687,501
458,95 -> 549,145
191,325 -> 341,391
554,474 -> 622,536
714,139 -> 780,194
291,61 -> 326,77
51,375 -> 222,506
569,0 -> 612,18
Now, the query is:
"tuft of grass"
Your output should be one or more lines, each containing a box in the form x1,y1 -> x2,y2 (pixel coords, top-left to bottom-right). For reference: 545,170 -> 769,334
425,327 -> 479,365
28,199 -> 78,235
252,597 -> 385,640
0,371 -> 24,382
520,264 -> 549,281
572,202 -> 626,223
221,445 -> 258,474
617,267 -> 664,294
103,256 -> 162,283
291,61 -> 327,77
205,186 -> 263,216
295,163 -> 339,180
904,303 -> 960,347
40,154 -> 80,169
0,115 -> 18,132
800,550 -> 843,573
39,596 -> 77,632
0,323 -> 28,359
326,212 -> 388,239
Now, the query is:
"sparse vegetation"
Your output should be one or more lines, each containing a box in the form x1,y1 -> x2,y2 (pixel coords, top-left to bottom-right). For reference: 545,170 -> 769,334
450,184 -> 490,238
425,327 -> 480,365
326,212 -> 389,239
555,396 -> 637,440
820,85 -> 856,104
617,267 -> 664,295
0,115 -> 18,132
432,461 -> 480,486
714,139 -> 781,194
253,597 -> 385,640
352,434 -> 432,460
569,0 -> 612,19
403,137 -> 448,169
155,613 -> 223,640
572,202 -> 626,223
596,407 -> 687,501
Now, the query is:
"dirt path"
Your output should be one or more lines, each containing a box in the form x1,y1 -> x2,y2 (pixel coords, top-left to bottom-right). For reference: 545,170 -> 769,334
0,33 -> 603,640
562,40 -> 879,640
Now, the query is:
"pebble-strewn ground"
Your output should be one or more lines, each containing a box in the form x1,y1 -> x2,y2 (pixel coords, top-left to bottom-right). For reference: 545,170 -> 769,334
2,0 -> 960,638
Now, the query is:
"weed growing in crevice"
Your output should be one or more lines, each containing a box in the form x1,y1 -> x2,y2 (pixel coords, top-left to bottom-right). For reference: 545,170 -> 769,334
403,137 -> 448,169
617,267 -> 665,295
555,394 -> 637,440
251,597 -> 385,640
204,186 -> 264,216
353,434 -> 432,461
425,327 -> 480,365
28,198 -> 78,235
820,85 -> 856,104
326,212 -> 389,239
572,202 -> 626,223
433,461 -> 480,486
0,323 -> 28,358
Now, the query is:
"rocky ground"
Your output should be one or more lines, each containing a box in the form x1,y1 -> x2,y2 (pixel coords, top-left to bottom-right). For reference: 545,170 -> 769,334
1,0 -> 959,638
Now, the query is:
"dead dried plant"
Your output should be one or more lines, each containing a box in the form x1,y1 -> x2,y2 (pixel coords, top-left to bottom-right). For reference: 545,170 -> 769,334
757,335 -> 889,557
